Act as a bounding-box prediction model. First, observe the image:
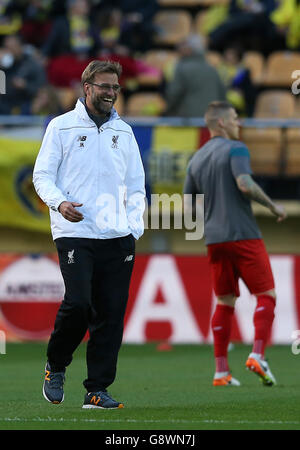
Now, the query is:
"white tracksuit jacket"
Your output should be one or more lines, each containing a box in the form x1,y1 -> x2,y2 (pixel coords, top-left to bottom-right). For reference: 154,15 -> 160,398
33,99 -> 145,241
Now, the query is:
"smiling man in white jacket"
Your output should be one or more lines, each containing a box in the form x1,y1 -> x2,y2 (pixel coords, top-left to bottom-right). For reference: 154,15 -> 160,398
33,60 -> 145,409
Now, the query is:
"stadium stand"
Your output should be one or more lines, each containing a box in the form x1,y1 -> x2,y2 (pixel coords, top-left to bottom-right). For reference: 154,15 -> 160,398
56,87 -> 77,112
0,0 -> 298,117
205,50 -> 223,67
113,91 -> 125,116
0,0 -> 299,200
126,92 -> 166,116
153,10 -> 192,46
142,49 -> 179,81
242,51 -> 265,85
286,128 -> 300,176
241,127 -> 282,176
254,90 -> 296,119
262,51 -> 300,87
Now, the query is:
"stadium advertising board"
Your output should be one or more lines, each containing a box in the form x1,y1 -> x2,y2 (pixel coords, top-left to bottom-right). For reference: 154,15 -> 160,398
0,254 -> 299,344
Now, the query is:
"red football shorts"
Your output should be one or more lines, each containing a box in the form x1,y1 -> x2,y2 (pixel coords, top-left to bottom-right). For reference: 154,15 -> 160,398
207,239 -> 275,298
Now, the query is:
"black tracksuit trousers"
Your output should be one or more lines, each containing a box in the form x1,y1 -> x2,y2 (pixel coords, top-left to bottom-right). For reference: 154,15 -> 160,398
47,235 -> 135,392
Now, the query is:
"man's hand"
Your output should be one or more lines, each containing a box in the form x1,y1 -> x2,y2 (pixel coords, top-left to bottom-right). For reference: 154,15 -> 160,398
58,202 -> 84,222
270,203 -> 287,223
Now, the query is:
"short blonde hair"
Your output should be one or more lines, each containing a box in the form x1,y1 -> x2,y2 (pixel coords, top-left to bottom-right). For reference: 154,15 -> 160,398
204,101 -> 234,129
81,60 -> 122,85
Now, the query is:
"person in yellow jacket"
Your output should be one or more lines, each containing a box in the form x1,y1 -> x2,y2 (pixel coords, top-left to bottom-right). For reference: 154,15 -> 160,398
271,0 -> 300,49
205,1 -> 277,53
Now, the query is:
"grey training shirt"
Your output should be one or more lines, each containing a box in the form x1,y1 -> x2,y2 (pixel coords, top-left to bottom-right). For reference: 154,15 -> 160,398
184,136 -> 262,245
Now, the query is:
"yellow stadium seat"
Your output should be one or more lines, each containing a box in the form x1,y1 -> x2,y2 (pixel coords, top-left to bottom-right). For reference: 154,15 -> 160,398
194,10 -> 207,35
113,92 -> 125,116
126,93 -> 166,117
285,128 -> 300,176
153,10 -> 192,46
136,73 -> 162,88
242,51 -> 265,84
241,127 -> 282,175
262,51 -> 300,87
254,90 -> 296,119
143,49 -> 179,81
56,88 -> 77,111
294,97 -> 300,118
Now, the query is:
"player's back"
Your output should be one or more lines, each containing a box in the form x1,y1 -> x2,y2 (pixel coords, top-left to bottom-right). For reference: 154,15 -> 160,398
185,136 -> 261,245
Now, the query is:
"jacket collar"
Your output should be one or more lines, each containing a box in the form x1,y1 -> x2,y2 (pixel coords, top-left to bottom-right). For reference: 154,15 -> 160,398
75,98 -> 119,124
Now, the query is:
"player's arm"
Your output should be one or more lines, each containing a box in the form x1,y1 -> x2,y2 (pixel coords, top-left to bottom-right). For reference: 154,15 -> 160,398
236,174 -> 286,222
230,145 -> 286,222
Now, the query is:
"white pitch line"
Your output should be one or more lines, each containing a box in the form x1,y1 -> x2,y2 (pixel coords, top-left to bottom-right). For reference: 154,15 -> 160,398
0,417 -> 299,425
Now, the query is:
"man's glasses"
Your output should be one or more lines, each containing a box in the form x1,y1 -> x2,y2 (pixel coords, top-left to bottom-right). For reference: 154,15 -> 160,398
88,82 -> 121,93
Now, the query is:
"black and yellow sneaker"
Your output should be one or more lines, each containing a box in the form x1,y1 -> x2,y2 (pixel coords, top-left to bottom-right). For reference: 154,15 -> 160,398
82,391 -> 124,409
43,362 -> 65,404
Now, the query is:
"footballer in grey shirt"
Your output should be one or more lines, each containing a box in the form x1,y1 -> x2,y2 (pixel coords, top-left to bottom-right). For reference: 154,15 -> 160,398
183,101 -> 286,388
184,136 -> 262,245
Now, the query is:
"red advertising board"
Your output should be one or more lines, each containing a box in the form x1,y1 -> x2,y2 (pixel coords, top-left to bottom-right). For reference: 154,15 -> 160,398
0,254 -> 299,344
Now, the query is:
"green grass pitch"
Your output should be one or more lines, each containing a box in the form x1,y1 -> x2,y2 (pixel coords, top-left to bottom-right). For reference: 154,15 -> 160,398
0,342 -> 299,430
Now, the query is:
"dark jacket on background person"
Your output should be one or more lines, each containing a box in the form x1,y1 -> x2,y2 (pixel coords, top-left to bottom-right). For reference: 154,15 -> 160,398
42,15 -> 101,58
165,53 -> 226,118
0,53 -> 46,114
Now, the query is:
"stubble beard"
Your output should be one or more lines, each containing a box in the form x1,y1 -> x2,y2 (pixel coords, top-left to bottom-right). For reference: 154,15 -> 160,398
92,93 -> 116,116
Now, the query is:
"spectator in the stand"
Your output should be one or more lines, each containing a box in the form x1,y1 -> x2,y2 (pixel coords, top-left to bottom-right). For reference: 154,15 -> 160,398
31,85 -> 64,117
270,0 -> 300,50
0,34 -> 46,114
98,45 -> 162,92
217,46 -> 257,117
164,34 -> 226,118
47,5 -> 161,93
47,40 -> 162,95
96,8 -> 123,53
208,0 -> 277,54
93,7 -> 161,91
118,0 -> 159,52
3,0 -> 53,48
196,2 -> 230,39
97,0 -> 159,53
0,0 -> 22,36
94,5 -> 162,92
42,0 -> 101,58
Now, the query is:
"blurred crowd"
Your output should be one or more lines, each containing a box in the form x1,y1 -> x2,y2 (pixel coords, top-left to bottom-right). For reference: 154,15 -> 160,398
0,0 -> 299,118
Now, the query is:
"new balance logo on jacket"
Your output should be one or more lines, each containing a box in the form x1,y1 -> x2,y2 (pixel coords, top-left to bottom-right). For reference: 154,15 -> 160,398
124,255 -> 133,262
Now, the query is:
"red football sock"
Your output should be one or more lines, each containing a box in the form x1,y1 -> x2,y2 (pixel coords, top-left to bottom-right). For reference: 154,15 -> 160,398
252,294 -> 276,357
211,304 -> 234,373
